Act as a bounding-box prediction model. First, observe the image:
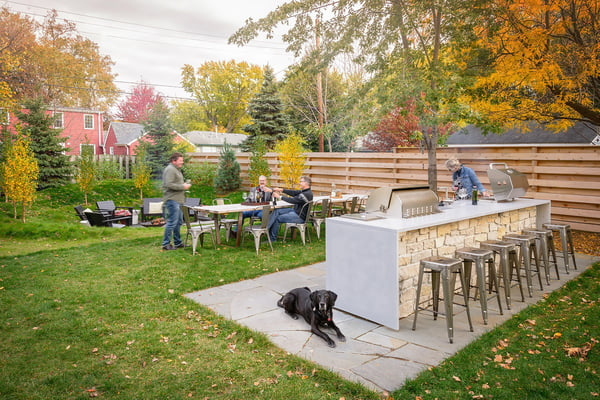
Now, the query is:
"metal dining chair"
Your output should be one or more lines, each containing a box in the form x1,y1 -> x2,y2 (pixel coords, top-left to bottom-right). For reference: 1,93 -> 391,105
182,205 -> 215,253
212,198 -> 238,241
283,201 -> 313,245
242,205 -> 273,254
309,198 -> 330,240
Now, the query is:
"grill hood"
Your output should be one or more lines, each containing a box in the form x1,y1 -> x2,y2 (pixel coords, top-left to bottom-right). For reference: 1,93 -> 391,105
487,163 -> 529,201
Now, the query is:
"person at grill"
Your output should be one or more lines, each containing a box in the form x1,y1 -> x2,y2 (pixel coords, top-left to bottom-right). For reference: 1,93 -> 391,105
445,158 -> 492,199
268,176 -> 313,242
235,175 -> 273,232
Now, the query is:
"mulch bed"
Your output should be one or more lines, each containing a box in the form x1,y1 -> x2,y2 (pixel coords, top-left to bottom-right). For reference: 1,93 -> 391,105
554,230 -> 600,257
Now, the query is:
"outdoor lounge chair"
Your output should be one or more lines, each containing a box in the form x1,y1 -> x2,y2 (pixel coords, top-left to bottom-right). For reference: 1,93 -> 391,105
84,211 -> 127,228
141,198 -> 163,222
74,205 -> 87,221
96,200 -> 134,225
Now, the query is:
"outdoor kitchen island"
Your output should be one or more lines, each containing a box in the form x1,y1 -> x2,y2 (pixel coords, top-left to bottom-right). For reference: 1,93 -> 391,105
325,198 -> 551,330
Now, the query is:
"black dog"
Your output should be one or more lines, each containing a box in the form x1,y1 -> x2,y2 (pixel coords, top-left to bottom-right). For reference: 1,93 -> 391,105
277,287 -> 346,347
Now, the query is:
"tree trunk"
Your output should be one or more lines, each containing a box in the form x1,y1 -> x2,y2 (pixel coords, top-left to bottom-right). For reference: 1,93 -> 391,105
423,126 -> 439,190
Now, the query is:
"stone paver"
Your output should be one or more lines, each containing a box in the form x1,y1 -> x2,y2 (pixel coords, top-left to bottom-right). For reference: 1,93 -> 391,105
185,254 -> 598,392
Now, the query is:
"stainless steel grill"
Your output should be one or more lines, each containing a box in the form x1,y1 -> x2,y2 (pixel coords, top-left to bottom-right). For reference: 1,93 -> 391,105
487,163 -> 529,201
365,185 -> 440,218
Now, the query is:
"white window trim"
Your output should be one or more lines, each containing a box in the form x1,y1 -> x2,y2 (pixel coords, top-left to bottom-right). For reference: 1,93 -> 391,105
53,112 -> 64,129
84,114 -> 94,129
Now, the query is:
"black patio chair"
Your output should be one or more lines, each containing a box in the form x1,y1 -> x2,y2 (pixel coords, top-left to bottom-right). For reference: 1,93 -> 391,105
84,211 -> 127,228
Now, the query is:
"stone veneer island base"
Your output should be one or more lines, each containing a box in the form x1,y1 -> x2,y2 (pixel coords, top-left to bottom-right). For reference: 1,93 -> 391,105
325,198 -> 550,330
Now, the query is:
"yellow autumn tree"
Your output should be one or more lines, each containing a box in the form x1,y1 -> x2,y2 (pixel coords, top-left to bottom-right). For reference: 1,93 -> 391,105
463,0 -> 600,131
1,135 -> 39,222
76,143 -> 96,206
132,149 -> 152,200
274,132 -> 306,189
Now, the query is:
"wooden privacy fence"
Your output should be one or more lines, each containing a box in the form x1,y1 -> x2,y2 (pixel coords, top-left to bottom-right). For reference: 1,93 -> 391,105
70,154 -> 137,179
189,145 -> 600,233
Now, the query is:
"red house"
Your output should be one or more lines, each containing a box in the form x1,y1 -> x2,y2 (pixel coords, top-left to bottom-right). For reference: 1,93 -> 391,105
2,106 -> 104,156
103,121 -> 145,155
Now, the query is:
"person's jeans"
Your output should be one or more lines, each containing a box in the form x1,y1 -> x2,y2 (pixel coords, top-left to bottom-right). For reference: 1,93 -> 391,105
268,208 -> 302,241
162,200 -> 183,247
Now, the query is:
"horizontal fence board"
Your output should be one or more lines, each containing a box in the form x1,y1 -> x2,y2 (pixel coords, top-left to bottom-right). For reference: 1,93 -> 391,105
188,145 -> 600,232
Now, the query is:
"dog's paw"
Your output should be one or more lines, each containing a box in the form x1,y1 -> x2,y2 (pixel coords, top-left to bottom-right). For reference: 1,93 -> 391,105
291,315 -> 299,320
338,334 -> 346,342
327,340 -> 336,348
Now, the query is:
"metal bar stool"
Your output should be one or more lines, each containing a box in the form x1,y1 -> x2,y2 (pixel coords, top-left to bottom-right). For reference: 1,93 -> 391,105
522,227 -> 560,282
479,240 -> 525,310
455,247 -> 503,324
542,223 -> 577,273
503,233 -> 544,297
412,256 -> 474,343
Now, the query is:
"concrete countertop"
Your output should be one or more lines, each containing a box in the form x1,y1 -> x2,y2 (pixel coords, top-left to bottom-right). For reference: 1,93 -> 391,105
330,198 -> 550,232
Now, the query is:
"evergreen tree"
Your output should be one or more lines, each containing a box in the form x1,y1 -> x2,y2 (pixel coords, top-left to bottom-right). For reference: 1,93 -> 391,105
139,102 -> 175,178
14,98 -> 72,189
242,67 -> 288,151
213,141 -> 241,193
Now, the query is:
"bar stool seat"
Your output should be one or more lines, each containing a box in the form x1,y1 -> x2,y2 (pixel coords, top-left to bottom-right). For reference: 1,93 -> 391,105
455,247 -> 503,324
412,256 -> 474,343
542,223 -> 577,273
522,227 -> 560,282
479,240 -> 524,309
503,233 -> 544,297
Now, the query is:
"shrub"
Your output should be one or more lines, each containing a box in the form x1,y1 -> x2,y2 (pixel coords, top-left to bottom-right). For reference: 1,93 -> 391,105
183,161 -> 217,187
213,142 -> 241,194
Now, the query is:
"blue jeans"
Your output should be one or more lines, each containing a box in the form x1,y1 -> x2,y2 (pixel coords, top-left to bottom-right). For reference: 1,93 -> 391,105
268,208 -> 302,241
233,210 -> 263,232
162,200 -> 183,247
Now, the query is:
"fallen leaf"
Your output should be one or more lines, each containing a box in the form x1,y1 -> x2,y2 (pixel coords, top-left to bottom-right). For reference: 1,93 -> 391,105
494,355 -> 503,363
453,376 -> 461,382
526,319 -> 536,325
567,381 -> 575,387
482,383 -> 490,389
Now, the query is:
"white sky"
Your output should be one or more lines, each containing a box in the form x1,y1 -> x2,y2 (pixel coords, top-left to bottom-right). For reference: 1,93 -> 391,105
4,0 -> 297,103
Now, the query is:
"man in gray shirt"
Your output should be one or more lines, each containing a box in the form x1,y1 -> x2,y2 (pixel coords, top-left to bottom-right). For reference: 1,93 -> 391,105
161,152 -> 191,250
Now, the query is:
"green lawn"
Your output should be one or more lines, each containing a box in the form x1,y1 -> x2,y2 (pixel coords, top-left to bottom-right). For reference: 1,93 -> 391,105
0,181 -> 598,399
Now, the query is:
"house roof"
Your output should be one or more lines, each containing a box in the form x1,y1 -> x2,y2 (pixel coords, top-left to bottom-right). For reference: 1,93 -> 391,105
182,131 -> 247,146
110,122 -> 145,145
446,122 -> 599,146
47,106 -> 103,114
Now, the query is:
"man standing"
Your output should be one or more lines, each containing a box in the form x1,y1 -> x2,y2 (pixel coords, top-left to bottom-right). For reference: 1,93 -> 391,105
268,176 -> 313,242
161,152 -> 191,250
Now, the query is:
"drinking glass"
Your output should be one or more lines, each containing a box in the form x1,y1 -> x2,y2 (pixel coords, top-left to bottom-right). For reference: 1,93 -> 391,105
242,192 -> 248,201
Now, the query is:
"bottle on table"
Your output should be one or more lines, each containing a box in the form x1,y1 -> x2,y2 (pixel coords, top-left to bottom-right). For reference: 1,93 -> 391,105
472,186 -> 478,205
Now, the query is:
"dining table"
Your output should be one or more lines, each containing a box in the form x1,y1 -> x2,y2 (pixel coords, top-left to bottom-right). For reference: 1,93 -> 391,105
192,193 -> 369,247
192,200 -> 294,246
313,193 -> 369,215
